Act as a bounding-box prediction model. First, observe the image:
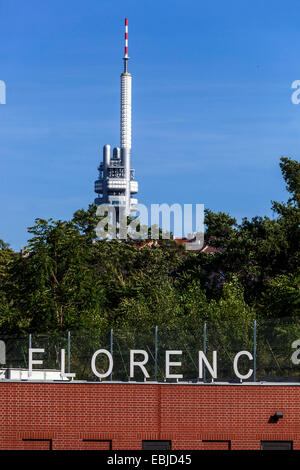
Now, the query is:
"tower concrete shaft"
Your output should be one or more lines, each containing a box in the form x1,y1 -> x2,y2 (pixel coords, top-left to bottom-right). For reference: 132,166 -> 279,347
120,70 -> 132,216
120,73 -> 132,150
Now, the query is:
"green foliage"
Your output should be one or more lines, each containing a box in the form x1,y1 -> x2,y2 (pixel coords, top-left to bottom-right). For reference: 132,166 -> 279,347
207,275 -> 254,326
257,271 -> 300,318
0,238 -> 9,250
72,203 -> 98,240
0,157 -> 299,334
275,156 -> 300,208
204,209 -> 237,241
4,219 -> 108,332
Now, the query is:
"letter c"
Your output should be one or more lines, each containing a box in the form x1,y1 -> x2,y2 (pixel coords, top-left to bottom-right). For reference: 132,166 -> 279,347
233,351 -> 253,380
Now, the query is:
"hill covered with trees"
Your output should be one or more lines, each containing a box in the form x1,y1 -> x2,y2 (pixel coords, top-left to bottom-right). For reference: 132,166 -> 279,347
0,157 -> 299,334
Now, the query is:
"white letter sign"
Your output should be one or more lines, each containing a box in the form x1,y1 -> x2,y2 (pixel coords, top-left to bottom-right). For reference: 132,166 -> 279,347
166,350 -> 183,379
28,348 -> 44,377
91,349 -> 113,379
198,351 -> 217,379
130,350 -> 150,379
233,351 -> 253,380
60,349 -> 76,379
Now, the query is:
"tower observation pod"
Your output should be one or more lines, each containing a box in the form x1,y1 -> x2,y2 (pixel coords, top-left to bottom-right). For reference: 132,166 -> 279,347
94,18 -> 138,222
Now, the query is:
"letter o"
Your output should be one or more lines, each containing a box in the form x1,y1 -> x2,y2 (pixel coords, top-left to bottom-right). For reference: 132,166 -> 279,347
91,349 -> 113,379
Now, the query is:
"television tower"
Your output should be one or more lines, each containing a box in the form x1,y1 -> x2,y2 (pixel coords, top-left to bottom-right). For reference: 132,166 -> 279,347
94,18 -> 138,221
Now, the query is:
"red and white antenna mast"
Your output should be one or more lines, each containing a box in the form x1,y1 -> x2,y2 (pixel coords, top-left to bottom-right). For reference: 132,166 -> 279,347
123,18 -> 129,72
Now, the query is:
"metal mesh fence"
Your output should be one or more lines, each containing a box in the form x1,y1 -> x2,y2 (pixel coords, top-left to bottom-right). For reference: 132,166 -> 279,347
256,317 -> 300,381
0,317 -> 300,382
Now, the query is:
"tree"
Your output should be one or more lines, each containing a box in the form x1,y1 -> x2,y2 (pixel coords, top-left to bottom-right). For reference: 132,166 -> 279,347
273,156 -> 300,209
258,272 -> 300,318
204,209 -> 237,242
0,157 -> 298,335
0,238 -> 9,250
4,219 -> 108,332
72,203 -> 98,241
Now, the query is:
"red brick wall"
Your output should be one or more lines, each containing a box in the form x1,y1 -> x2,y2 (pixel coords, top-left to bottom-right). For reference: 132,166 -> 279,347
0,382 -> 299,450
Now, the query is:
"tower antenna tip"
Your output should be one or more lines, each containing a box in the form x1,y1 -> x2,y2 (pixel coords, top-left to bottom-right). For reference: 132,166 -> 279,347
124,18 -> 128,58
123,17 -> 129,71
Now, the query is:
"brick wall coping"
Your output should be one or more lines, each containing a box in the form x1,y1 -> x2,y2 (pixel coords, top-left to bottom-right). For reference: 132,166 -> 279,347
0,379 -> 300,386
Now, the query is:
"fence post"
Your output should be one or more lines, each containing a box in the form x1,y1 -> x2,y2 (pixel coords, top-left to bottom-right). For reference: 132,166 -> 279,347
253,320 -> 257,382
110,328 -> 113,381
203,323 -> 207,383
67,331 -> 71,374
155,326 -> 158,381
29,333 -> 32,351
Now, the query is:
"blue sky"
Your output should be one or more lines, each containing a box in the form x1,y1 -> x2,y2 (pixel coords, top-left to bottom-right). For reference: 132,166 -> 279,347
0,0 -> 299,249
